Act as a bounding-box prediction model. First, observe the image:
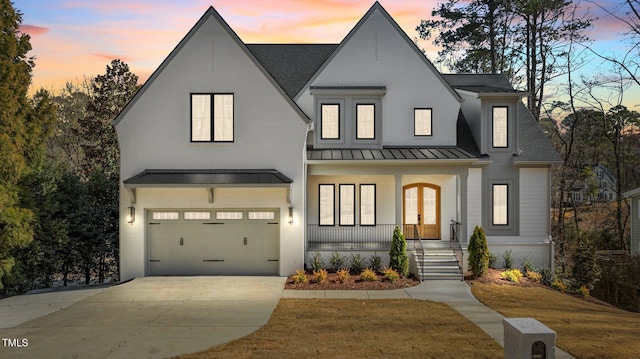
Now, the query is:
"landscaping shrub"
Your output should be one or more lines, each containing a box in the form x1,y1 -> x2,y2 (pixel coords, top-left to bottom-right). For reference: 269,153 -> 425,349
350,253 -> 365,273
551,279 -> 567,292
540,266 -> 553,286
502,250 -> 514,270
577,285 -> 590,297
500,269 -> 523,284
368,253 -> 383,273
329,252 -> 347,273
467,225 -> 489,277
521,256 -> 536,274
293,269 -> 308,284
336,268 -> 350,283
382,268 -> 400,282
571,236 -> 600,290
360,268 -> 378,282
389,226 -> 409,277
488,252 -> 498,269
526,271 -> 542,282
310,252 -> 324,272
313,268 -> 328,284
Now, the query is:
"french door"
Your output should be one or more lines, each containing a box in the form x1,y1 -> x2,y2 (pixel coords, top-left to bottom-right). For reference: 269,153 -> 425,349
403,183 -> 441,239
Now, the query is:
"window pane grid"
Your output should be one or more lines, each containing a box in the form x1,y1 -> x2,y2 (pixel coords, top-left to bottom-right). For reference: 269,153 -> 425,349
214,94 -> 233,141
216,211 -> 243,220
191,95 -> 211,141
184,212 -> 211,220
152,212 -> 179,220
248,211 -> 275,220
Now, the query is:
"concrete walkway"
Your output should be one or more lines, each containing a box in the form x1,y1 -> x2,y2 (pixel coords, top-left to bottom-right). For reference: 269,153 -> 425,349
284,281 -> 576,359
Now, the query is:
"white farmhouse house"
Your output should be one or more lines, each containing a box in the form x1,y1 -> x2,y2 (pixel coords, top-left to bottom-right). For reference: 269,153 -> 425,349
115,2 -> 561,281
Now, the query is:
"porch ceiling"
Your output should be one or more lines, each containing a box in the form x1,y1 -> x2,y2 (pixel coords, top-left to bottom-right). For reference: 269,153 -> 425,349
306,147 -> 478,162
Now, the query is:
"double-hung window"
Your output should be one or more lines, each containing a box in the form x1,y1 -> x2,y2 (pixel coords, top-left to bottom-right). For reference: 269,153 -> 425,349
492,106 -> 508,148
191,93 -> 234,142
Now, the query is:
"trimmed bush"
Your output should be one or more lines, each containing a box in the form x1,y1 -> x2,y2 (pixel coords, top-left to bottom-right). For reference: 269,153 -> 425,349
382,268 -> 400,283
540,266 -> 553,286
313,268 -> 328,284
389,226 -> 409,277
468,225 -> 489,277
310,252 -> 324,272
350,253 -> 365,273
329,252 -> 346,273
292,269 -> 308,284
488,252 -> 498,269
360,268 -> 378,282
368,253 -> 383,273
502,250 -> 514,270
500,269 -> 523,284
526,271 -> 542,282
521,256 -> 536,274
337,268 -> 350,283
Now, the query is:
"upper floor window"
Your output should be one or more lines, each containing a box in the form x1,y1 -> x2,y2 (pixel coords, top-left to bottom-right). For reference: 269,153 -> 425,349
321,104 -> 340,139
191,93 -> 234,142
492,106 -> 508,148
356,104 -> 375,139
414,108 -> 432,136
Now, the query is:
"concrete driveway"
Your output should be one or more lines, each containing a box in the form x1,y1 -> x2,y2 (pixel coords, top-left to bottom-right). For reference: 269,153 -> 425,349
0,276 -> 286,359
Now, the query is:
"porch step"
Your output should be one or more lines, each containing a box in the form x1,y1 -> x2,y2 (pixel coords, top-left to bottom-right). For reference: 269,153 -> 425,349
413,249 -> 462,281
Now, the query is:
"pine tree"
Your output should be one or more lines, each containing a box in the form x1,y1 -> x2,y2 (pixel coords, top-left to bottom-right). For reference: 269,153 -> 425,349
468,225 -> 489,277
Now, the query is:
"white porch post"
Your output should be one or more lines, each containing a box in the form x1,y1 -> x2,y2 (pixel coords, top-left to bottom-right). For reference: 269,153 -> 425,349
459,172 -> 468,243
395,174 -> 403,226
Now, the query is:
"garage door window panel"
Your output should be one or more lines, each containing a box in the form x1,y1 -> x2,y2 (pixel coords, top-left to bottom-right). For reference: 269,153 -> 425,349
152,212 -> 179,220
248,211 -> 276,220
184,212 -> 211,220
216,211 -> 243,220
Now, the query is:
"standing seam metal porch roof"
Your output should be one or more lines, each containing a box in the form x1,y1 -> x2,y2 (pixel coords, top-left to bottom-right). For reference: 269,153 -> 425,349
123,169 -> 293,188
307,147 -> 477,161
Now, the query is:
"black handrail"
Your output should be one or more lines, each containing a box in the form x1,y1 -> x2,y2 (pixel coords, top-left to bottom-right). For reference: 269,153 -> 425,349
413,224 -> 424,280
450,220 -> 464,281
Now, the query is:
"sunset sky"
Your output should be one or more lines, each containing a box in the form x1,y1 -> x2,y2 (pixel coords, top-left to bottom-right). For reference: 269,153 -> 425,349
14,0 -> 638,109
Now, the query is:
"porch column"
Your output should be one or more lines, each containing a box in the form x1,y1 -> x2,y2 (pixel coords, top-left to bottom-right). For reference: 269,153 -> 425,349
459,172 -> 468,244
395,174 -> 403,226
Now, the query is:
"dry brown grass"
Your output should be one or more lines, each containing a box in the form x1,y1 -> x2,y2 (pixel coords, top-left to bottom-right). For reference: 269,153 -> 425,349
173,299 -> 503,359
471,282 -> 640,359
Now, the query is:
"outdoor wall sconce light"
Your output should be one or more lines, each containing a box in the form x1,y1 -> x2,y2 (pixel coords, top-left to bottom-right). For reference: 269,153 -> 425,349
127,206 -> 136,224
288,206 -> 293,225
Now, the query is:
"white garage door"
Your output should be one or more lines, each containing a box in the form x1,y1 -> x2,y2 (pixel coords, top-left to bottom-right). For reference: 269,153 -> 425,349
148,209 -> 279,275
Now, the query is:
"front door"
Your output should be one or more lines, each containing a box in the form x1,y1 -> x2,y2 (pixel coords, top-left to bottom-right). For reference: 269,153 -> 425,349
403,183 -> 440,239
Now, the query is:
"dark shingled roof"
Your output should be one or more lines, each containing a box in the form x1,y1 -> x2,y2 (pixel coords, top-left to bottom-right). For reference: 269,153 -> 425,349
247,44 -> 338,99
124,169 -> 293,187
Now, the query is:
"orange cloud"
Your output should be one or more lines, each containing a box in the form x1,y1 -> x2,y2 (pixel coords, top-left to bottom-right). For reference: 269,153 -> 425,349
92,53 -> 135,63
20,24 -> 50,36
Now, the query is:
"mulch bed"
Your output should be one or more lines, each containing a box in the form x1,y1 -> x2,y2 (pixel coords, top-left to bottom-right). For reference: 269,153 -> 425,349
285,271 -> 420,290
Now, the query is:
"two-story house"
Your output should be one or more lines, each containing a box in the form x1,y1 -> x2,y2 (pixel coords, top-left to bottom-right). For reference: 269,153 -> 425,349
570,164 -> 617,204
115,2 -> 561,281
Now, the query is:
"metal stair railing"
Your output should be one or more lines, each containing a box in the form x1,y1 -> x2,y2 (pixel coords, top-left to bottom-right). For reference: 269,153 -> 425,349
413,224 -> 424,280
449,220 -> 464,281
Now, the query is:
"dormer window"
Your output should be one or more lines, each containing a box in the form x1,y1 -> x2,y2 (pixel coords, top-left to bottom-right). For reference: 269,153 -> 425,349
356,104 -> 375,139
321,104 -> 340,139
492,106 -> 508,148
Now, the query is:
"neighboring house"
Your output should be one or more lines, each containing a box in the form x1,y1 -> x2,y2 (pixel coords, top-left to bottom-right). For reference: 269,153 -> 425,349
570,164 -> 617,204
623,188 -> 640,256
115,2 -> 561,281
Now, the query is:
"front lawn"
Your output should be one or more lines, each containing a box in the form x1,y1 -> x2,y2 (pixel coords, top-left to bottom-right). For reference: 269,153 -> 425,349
470,282 -> 640,359
173,299 -> 503,359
